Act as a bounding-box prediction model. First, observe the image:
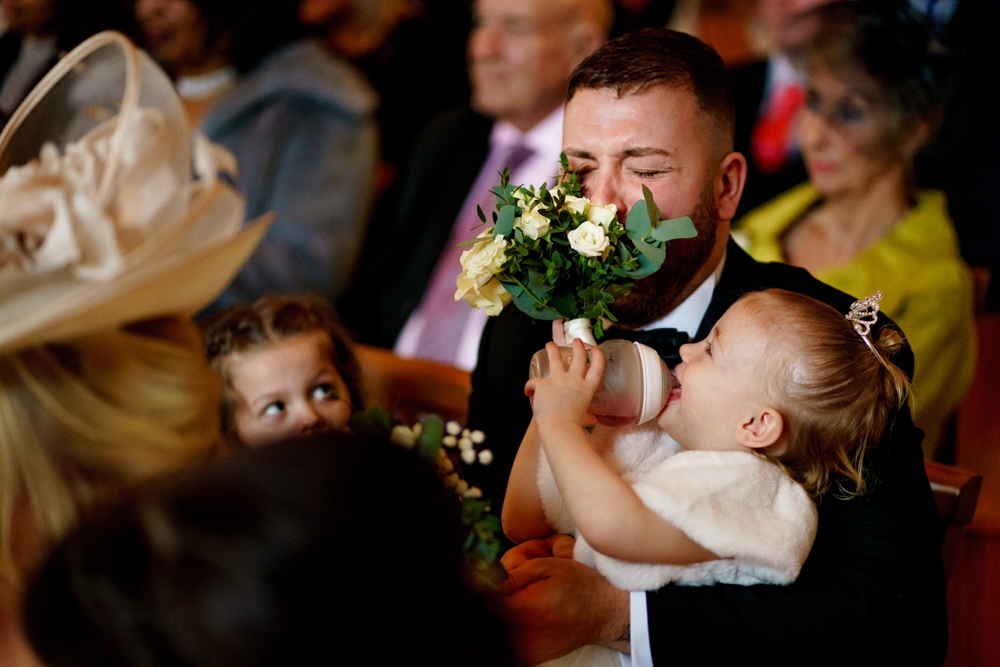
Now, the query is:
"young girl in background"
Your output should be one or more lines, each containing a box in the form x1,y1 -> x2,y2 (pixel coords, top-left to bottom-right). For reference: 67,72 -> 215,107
504,289 -> 911,592
201,294 -> 363,448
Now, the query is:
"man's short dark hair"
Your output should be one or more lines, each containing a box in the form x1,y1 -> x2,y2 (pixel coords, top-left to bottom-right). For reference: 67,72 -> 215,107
568,28 -> 736,146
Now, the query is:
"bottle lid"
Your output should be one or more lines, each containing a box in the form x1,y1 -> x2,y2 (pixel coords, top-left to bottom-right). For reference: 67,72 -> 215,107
634,341 -> 671,425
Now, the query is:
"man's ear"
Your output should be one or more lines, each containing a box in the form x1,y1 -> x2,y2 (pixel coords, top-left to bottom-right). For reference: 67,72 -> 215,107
735,407 -> 785,454
901,119 -> 932,161
298,0 -> 348,26
715,151 -> 748,223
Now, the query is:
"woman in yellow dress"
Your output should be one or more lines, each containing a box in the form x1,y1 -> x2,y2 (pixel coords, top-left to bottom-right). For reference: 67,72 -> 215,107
734,2 -> 976,457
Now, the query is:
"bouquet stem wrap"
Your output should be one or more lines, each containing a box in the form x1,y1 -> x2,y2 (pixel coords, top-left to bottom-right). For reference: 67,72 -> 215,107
564,317 -> 598,346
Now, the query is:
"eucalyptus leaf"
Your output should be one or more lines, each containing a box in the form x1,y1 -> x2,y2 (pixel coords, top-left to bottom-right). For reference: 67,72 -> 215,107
633,237 -> 666,267
642,184 -> 661,224
501,281 -> 524,298
625,199 -> 653,239
494,204 -> 517,237
510,288 -> 561,320
649,216 -> 697,242
623,253 -> 656,279
416,415 -> 444,461
593,319 -> 606,339
548,291 -> 580,319
526,268 -> 554,296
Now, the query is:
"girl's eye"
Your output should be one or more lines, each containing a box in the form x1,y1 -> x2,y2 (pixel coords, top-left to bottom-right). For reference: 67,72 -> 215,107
633,170 -> 661,178
313,383 -> 338,400
833,102 -> 865,124
263,401 -> 285,416
805,89 -> 822,113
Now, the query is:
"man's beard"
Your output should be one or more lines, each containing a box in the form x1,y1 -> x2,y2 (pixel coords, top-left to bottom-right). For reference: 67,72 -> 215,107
611,183 -> 720,328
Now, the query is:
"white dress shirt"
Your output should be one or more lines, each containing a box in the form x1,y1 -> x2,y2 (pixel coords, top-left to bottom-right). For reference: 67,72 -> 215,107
624,252 -> 726,667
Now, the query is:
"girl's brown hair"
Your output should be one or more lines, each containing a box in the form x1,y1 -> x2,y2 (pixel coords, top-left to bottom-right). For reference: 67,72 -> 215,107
740,289 -> 911,500
200,295 -> 363,438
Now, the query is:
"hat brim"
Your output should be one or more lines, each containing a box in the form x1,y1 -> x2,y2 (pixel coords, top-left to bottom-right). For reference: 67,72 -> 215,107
0,212 -> 272,354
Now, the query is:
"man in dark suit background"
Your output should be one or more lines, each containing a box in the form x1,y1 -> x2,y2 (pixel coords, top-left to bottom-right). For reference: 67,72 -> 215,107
726,0 -> 840,219
473,28 -> 946,665
339,0 -> 611,370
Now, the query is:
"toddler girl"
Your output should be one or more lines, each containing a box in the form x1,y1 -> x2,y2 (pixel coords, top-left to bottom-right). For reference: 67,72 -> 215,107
504,289 -> 910,591
201,294 -> 363,447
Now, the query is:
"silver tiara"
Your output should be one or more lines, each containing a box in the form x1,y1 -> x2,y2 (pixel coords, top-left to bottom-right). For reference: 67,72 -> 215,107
845,291 -> 882,350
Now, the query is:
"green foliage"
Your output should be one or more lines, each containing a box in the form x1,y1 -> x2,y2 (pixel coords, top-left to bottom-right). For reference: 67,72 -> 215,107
415,414 -> 443,461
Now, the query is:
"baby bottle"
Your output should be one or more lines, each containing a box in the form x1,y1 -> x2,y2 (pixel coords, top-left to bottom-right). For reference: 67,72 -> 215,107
528,339 -> 676,428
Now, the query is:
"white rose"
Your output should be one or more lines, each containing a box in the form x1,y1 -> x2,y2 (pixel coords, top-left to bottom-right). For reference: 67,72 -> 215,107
390,425 -> 416,448
516,209 -> 550,240
512,187 -> 531,211
455,274 -> 512,316
563,195 -> 589,216
567,221 -> 611,258
458,233 -> 508,284
588,203 -> 617,228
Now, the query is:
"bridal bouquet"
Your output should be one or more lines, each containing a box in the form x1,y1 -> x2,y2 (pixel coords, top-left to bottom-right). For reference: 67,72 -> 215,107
455,156 -> 697,341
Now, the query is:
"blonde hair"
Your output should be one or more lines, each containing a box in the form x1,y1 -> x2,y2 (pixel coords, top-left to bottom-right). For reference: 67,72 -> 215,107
740,290 -> 911,500
0,317 -> 223,583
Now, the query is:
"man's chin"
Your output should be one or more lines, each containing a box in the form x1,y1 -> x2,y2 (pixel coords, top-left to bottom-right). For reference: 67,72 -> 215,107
612,202 -> 720,328
612,238 -> 715,327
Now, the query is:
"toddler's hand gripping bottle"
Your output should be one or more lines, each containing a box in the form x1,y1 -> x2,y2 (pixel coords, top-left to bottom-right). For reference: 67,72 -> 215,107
529,339 -> 676,427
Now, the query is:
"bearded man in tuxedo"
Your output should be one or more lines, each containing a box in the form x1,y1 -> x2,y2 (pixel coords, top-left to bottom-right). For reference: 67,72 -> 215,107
467,28 -> 946,666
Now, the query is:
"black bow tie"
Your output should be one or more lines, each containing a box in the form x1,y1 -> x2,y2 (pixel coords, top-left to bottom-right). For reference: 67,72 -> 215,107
603,327 -> 690,368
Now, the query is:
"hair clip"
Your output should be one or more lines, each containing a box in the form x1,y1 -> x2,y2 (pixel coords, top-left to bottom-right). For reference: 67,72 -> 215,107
845,291 -> 882,351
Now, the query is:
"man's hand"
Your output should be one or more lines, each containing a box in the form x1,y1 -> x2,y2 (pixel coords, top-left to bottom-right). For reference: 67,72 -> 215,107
498,536 -> 631,664
501,534 -> 576,570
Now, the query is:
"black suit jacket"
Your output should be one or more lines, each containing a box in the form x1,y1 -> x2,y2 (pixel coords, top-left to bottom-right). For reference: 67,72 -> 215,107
338,107 -> 493,346
468,239 -> 946,665
728,60 -> 809,220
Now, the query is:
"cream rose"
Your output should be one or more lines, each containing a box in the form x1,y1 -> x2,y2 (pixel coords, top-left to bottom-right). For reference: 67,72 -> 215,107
563,195 -> 589,216
457,232 -> 508,284
516,209 -> 550,240
567,221 -> 611,258
455,274 -> 512,315
588,203 -> 617,228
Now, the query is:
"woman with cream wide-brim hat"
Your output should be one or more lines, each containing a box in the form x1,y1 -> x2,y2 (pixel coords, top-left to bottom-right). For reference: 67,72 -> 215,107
0,30 -> 271,644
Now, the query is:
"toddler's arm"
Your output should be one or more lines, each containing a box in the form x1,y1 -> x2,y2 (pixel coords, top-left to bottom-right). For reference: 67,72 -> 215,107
531,341 -> 718,566
502,419 -> 555,543
503,320 -> 585,543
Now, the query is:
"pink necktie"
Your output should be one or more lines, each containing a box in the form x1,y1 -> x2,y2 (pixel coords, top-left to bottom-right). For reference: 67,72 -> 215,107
751,83 -> 805,174
411,142 -> 535,364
